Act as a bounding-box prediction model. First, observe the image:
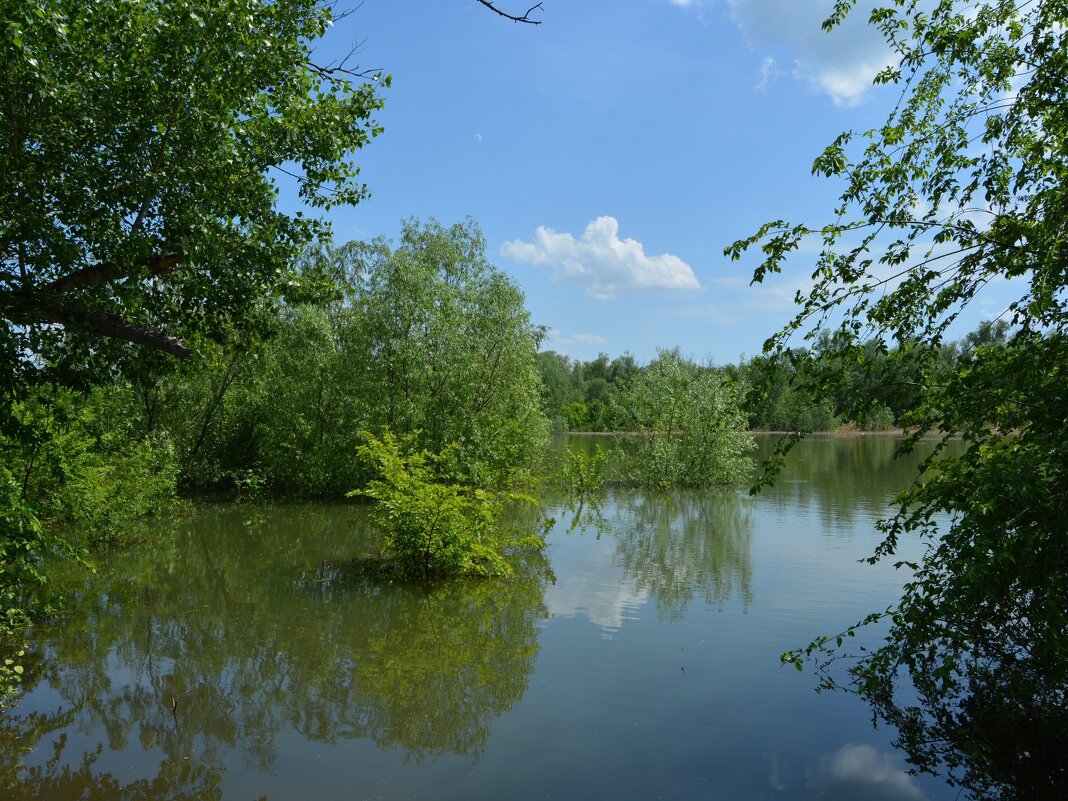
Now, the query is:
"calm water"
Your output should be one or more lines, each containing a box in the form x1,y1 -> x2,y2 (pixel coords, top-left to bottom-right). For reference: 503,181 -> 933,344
2,435 -> 961,800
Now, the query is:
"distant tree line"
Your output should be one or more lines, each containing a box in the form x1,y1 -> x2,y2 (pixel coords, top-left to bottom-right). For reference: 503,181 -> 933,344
537,319 -> 1011,433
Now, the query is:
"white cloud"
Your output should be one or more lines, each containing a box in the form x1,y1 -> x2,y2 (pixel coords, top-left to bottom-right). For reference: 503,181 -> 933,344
755,56 -> 781,92
812,744 -> 928,800
727,0 -> 894,106
501,216 -> 700,300
572,333 -> 608,345
543,328 -> 607,349
669,0 -> 894,105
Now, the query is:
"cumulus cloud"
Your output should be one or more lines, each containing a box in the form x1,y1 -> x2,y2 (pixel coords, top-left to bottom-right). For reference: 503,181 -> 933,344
501,216 -> 700,300
728,0 -> 895,106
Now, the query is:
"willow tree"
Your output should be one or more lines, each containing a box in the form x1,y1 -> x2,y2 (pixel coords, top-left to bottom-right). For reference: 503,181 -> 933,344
0,0 -> 386,392
341,218 -> 550,488
729,1 -> 1067,797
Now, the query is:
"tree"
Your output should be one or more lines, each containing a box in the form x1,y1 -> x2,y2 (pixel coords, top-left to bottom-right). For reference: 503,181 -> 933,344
614,350 -> 753,488
0,0 -> 386,392
729,1 -> 1067,797
342,218 -> 549,487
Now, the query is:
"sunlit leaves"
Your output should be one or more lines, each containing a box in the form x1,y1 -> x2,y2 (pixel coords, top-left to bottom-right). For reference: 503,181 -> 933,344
732,0 -> 1068,795
0,0 -> 386,385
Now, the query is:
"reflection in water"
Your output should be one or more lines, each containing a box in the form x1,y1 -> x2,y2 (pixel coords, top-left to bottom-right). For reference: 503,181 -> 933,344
808,744 -> 928,801
755,435 -> 937,536
544,487 -> 753,630
1,438 -> 987,801
0,505 -> 549,798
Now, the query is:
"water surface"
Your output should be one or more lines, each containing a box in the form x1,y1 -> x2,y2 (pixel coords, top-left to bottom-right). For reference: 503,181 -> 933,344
2,435 -> 960,800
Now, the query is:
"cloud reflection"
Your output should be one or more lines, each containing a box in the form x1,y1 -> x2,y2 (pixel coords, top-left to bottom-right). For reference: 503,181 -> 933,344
809,744 -> 928,801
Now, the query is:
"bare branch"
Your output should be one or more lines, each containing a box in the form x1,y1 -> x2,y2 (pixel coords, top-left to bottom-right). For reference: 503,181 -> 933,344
475,1 -> 543,24
306,60 -> 383,85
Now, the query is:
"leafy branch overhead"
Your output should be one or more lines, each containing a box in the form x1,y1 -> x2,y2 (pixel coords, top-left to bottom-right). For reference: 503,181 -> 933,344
729,1 -> 1068,795
0,0 -> 387,377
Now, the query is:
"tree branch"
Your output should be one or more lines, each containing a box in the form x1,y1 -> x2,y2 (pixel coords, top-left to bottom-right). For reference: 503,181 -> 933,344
44,253 -> 182,295
33,305 -> 192,357
475,1 -> 542,24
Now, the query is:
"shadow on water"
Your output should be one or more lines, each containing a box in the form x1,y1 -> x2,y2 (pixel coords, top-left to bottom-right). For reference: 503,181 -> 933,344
0,504 -> 550,798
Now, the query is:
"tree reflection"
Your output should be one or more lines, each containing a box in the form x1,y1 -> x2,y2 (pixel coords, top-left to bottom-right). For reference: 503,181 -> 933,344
548,487 -> 754,620
0,504 -> 550,798
609,490 -> 753,619
866,639 -> 1068,800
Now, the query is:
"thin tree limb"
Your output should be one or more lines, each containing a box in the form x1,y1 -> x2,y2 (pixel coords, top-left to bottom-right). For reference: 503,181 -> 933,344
475,1 -> 542,24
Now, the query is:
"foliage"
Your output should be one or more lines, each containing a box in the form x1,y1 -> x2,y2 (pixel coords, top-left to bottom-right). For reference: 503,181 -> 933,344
536,351 -> 638,432
352,432 -> 544,580
614,350 -> 754,488
158,219 -> 549,495
0,0 -> 386,388
2,385 -> 178,545
556,445 -> 608,494
731,0 -> 1068,796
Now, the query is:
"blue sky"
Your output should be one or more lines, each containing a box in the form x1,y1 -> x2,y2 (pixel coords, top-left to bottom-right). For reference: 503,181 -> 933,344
297,1 -> 1015,364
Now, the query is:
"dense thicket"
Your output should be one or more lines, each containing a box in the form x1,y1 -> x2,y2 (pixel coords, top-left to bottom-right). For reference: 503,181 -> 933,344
153,218 -> 548,495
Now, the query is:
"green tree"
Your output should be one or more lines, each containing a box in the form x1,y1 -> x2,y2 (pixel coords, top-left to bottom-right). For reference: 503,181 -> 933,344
148,218 -> 549,496
343,218 -> 549,487
730,1 -> 1068,796
535,351 -> 578,430
615,350 -> 754,488
0,0 -> 386,390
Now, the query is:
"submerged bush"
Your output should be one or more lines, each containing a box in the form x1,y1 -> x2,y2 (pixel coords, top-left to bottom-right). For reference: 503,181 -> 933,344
555,445 -> 608,494
615,350 -> 754,488
351,432 -> 544,580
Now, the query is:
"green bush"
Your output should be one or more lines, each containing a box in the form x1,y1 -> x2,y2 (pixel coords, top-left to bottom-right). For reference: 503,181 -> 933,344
4,385 -> 179,546
556,446 -> 608,494
615,351 -> 755,488
351,432 -> 543,580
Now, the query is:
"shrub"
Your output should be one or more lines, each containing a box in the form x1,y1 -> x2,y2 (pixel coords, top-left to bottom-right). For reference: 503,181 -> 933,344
556,446 -> 608,494
351,432 -> 543,580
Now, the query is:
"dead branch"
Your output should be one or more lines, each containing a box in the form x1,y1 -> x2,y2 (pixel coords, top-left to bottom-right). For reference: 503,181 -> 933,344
475,1 -> 543,24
